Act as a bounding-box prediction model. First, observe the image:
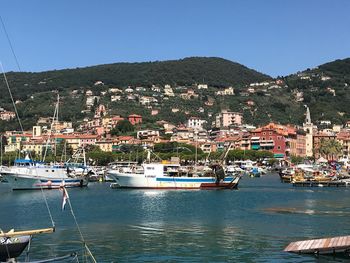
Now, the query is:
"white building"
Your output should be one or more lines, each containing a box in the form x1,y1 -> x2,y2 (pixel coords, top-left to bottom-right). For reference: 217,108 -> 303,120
187,117 -> 207,130
216,87 -> 234,96
111,95 -> 121,102
109,88 -> 123,93
164,85 -> 175,96
139,96 -> 157,105
151,85 -> 161,92
125,87 -> 134,93
197,84 -> 208,89
137,130 -> 160,139
86,96 -> 100,107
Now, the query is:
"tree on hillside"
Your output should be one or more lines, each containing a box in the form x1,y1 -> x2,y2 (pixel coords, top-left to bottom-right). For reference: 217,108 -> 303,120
110,120 -> 134,136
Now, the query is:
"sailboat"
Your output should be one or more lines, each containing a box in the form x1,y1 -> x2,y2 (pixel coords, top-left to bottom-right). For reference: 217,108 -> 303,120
0,95 -> 89,190
0,15 -> 97,262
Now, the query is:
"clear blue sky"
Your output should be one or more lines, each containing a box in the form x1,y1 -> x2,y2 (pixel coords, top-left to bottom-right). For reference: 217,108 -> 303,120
0,0 -> 349,77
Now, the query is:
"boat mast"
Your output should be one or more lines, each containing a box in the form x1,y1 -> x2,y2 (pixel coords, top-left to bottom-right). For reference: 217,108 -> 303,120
43,94 -> 60,162
54,94 -> 60,158
195,130 -> 198,174
0,134 -> 2,166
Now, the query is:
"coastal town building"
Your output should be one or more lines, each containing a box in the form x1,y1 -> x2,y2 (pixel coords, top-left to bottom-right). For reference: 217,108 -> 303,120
336,131 -> 350,158
216,87 -> 234,96
215,110 -> 243,128
197,84 -> 208,89
0,111 -> 16,121
163,85 -> 175,96
187,117 -> 206,130
128,114 -> 142,125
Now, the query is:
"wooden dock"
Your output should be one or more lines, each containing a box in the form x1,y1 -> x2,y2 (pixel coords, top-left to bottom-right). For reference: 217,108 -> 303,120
284,235 -> 350,255
293,181 -> 348,187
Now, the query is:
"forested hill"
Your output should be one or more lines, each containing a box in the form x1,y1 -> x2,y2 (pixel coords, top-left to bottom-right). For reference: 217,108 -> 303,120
317,58 -> 350,79
0,57 -> 271,100
281,57 -> 350,125
1,56 -> 350,132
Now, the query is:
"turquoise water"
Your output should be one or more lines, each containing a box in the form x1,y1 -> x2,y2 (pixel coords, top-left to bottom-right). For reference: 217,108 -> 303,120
1,174 -> 350,262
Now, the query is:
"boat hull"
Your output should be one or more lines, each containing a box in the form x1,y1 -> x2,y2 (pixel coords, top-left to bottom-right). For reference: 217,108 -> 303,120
0,235 -> 30,261
108,170 -> 240,189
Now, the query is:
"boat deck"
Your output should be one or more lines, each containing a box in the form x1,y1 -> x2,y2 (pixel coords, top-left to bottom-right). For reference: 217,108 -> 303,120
284,235 -> 350,254
293,181 -> 348,187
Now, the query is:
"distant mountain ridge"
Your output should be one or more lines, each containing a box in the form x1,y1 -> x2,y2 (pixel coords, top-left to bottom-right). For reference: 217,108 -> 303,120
1,57 -> 271,100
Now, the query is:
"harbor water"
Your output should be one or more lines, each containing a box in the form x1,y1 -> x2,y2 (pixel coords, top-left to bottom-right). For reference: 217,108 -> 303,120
1,174 -> 350,262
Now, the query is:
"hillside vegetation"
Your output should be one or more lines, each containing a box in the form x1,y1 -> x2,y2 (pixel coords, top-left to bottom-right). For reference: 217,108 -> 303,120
0,57 -> 270,101
0,57 -> 350,131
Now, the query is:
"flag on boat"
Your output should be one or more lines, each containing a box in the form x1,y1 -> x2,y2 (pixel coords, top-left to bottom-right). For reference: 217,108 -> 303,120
60,184 -> 69,211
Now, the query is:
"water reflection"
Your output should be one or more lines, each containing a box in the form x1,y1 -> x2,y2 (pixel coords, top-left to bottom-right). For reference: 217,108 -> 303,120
2,175 -> 350,262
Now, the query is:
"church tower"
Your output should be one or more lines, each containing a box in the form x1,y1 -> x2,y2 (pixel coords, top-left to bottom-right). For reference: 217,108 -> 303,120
303,105 -> 313,157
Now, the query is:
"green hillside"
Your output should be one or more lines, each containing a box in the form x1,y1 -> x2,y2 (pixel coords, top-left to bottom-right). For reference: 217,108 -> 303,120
0,57 -> 271,101
0,57 -> 350,132
282,58 -> 350,125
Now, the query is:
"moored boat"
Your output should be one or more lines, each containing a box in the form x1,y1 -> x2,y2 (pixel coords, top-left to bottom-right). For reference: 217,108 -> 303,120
0,234 -> 30,261
108,162 -> 240,189
0,158 -> 88,190
0,228 -> 54,262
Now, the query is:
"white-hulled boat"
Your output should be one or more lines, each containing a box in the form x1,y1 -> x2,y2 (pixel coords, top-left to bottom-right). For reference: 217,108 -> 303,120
108,162 -> 240,189
0,158 -> 88,190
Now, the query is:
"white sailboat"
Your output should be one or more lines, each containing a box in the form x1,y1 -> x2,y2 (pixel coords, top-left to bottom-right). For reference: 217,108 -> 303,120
0,95 -> 89,190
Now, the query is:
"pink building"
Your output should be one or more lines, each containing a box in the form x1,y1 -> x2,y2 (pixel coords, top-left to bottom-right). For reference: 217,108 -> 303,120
216,110 -> 242,127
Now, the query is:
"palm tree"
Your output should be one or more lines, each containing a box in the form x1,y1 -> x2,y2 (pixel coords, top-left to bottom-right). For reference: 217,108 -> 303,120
318,139 -> 342,160
327,139 -> 342,160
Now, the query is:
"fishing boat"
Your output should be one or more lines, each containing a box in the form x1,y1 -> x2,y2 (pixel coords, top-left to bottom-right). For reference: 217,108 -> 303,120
108,162 -> 240,189
0,157 -> 88,190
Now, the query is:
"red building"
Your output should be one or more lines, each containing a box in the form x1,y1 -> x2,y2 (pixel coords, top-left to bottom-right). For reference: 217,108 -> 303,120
251,123 -> 296,158
128,114 -> 142,125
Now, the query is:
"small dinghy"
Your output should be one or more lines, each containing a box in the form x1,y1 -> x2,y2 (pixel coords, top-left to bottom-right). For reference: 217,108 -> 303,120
0,228 -> 54,262
0,232 -> 30,262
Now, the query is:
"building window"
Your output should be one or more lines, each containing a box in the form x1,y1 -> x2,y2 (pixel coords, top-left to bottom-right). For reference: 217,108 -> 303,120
263,132 -> 266,135
277,146 -> 281,150
269,132 -> 272,135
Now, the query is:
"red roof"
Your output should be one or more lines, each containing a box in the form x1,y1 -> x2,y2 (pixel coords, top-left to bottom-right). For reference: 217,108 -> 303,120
128,114 -> 142,118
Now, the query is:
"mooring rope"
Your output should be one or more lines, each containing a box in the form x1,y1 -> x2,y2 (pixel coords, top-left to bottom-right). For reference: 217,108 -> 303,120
65,189 -> 97,263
